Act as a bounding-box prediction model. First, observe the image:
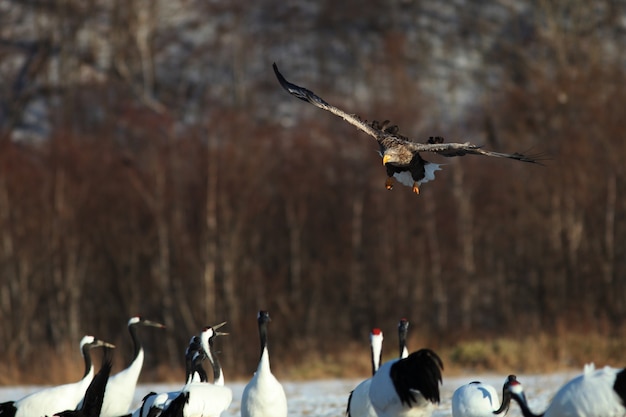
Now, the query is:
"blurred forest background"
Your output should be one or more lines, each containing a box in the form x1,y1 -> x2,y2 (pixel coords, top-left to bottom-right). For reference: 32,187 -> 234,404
1,0 -> 626,385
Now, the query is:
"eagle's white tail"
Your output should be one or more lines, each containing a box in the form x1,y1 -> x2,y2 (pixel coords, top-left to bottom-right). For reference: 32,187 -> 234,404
419,162 -> 442,185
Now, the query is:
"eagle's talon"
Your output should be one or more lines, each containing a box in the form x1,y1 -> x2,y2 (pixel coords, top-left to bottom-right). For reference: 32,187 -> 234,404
412,182 -> 420,194
385,178 -> 394,190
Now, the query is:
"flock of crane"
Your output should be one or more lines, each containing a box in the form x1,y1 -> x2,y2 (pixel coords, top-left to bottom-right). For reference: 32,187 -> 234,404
0,312 -> 283,417
1,313 -> 625,417
350,322 -> 626,417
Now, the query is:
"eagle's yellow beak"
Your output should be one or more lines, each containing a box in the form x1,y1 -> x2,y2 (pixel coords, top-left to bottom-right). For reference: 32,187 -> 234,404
382,155 -> 391,166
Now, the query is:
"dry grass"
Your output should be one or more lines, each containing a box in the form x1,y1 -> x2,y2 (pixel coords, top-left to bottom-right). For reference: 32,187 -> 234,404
278,331 -> 626,381
0,342 -> 109,386
2,331 -> 625,385
443,332 -> 626,375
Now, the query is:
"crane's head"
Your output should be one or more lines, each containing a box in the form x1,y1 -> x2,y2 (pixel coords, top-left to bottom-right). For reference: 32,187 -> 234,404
493,375 -> 528,415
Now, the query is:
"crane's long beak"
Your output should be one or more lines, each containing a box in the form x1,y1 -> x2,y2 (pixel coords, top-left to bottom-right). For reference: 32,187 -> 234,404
211,321 -> 229,336
144,319 -> 166,329
212,321 -> 227,330
95,339 -> 116,349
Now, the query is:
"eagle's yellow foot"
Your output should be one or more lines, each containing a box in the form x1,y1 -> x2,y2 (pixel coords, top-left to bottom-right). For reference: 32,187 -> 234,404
385,177 -> 394,190
412,182 -> 420,194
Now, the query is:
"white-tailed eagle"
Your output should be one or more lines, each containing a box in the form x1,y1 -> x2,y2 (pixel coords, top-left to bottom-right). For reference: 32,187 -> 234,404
273,63 -> 542,194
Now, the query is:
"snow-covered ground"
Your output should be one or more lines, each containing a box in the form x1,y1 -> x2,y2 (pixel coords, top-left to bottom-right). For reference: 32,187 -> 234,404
0,371 -> 580,417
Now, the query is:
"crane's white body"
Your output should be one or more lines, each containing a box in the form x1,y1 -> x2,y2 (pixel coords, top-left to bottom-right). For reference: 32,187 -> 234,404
136,383 -> 232,417
5,335 -> 112,417
544,364 -> 625,417
369,359 -> 435,417
12,374 -> 94,417
368,348 -> 442,417
349,379 -> 378,417
101,349 -> 144,417
241,348 -> 287,417
452,382 -> 500,417
240,311 -> 287,417
347,329 -> 384,417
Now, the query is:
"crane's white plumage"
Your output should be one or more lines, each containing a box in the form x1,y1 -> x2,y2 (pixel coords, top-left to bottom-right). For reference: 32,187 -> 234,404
241,310 -> 287,417
174,383 -> 232,417
495,367 -> 626,417
0,336 -> 114,417
368,349 -> 443,417
452,381 -> 499,417
100,316 -> 165,417
347,328 -> 384,417
139,385 -> 230,417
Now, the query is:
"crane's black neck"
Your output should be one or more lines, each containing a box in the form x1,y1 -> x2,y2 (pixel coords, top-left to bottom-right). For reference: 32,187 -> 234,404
512,394 -> 544,417
79,347 -> 113,417
259,321 -> 269,361
194,358 -> 209,382
128,322 -> 143,359
206,336 -> 223,383
397,319 -> 409,359
211,351 -> 223,382
398,331 -> 407,358
81,343 -> 94,378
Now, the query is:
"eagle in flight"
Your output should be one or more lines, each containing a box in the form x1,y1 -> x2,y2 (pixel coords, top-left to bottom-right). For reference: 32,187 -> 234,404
273,63 -> 542,194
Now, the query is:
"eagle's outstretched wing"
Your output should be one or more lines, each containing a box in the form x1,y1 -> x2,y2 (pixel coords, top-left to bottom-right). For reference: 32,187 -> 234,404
401,141 -> 543,164
274,63 -> 544,166
273,63 -> 384,141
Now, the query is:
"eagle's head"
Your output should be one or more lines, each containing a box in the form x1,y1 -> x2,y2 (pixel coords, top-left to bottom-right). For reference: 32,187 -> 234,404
381,146 -> 414,166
